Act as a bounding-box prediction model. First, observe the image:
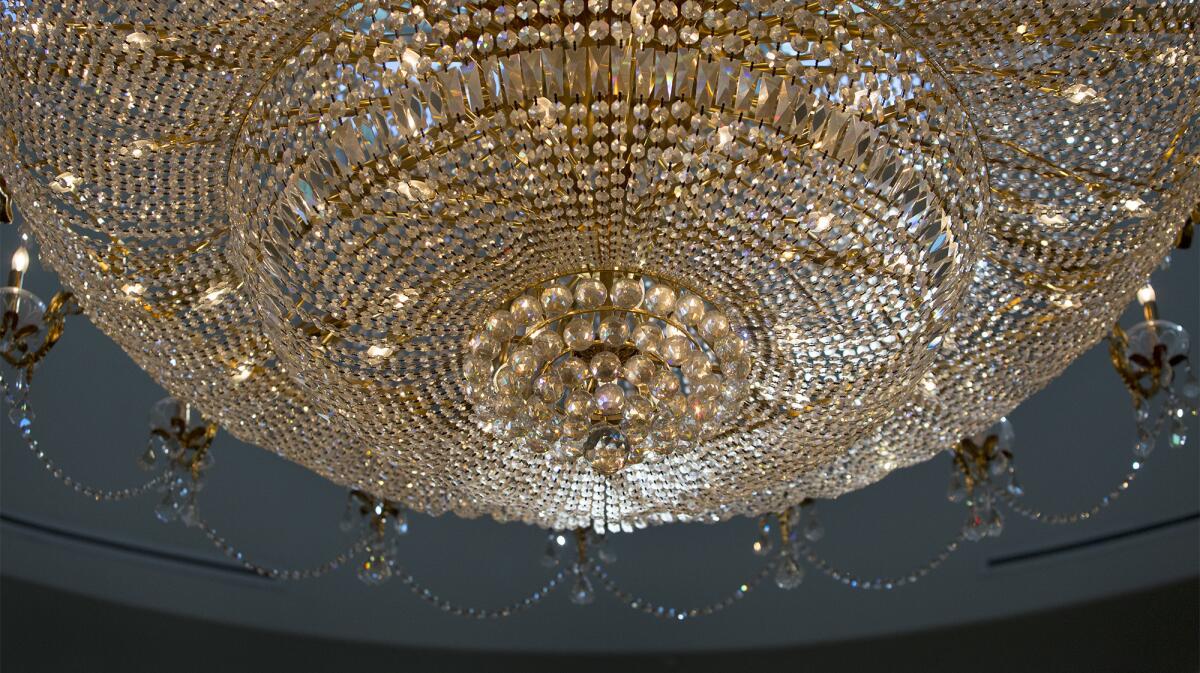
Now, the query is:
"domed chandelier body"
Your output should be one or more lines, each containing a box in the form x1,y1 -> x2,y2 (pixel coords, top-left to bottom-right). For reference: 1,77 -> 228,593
0,0 -> 1197,615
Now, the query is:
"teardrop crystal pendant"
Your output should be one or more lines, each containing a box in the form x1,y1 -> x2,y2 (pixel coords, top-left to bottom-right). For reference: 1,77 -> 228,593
802,511 -> 825,542
357,547 -> 394,586
752,518 -> 774,556
541,533 -> 561,568
946,470 -> 967,503
774,553 -> 805,590
568,567 -> 595,606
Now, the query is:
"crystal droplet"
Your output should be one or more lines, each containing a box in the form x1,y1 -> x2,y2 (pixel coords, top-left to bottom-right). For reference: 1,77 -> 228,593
996,417 -> 1015,450
1169,419 -> 1188,449
180,498 -> 200,528
1133,432 -> 1155,458
339,493 -> 360,532
1179,373 -> 1200,409
988,450 -> 1010,476
752,519 -> 774,556
569,569 -> 595,605
7,401 -> 33,427
138,443 -> 160,471
985,509 -> 1004,538
541,534 -> 561,568
596,539 -> 618,564
962,507 -> 986,542
774,553 -> 804,590
357,553 -> 393,585
802,511 -> 825,542
1133,402 -> 1153,434
393,510 -> 410,535
1006,474 -> 1024,497
154,491 -> 180,523
946,471 -> 967,503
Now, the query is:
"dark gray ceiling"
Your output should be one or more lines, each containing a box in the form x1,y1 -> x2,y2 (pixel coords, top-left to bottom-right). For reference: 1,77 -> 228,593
1,218 -> 1197,653
3,576 -> 1197,672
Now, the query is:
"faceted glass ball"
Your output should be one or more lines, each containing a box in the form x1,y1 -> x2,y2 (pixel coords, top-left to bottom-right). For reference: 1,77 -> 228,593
573,279 -> 608,309
610,278 -> 644,308
644,284 -> 677,315
564,317 -> 595,351
541,286 -> 574,317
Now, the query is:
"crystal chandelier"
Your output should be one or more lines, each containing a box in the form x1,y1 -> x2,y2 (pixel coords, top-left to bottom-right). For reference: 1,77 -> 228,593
1,0 -> 1199,617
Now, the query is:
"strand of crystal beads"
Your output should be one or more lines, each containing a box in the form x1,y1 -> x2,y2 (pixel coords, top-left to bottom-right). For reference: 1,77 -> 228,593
590,562 -> 775,621
999,466 -> 1143,525
8,420 -> 168,501
792,532 -> 967,591
195,519 -> 370,580
396,568 -> 569,620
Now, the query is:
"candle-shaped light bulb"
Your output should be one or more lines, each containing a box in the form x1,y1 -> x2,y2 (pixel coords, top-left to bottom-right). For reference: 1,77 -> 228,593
1136,285 -> 1156,305
7,246 -> 28,289
11,246 -> 29,273
1136,284 -> 1158,321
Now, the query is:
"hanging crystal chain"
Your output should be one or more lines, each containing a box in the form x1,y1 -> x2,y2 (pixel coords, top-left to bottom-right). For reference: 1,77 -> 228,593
194,517 -> 372,581
791,532 -> 967,591
396,567 -> 569,619
999,466 -> 1142,525
2,390 -> 169,501
590,561 -> 776,621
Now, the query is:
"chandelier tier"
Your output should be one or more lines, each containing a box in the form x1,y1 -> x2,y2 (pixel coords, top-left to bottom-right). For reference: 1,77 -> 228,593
1,0 -> 1197,531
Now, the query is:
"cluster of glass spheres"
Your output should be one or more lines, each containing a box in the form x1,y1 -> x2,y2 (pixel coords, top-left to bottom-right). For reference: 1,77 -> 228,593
463,272 -> 752,474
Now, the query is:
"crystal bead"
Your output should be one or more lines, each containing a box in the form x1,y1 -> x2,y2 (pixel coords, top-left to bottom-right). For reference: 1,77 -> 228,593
510,295 -> 543,327
531,330 -> 565,361
597,315 -> 630,347
631,324 -> 662,354
558,357 -> 589,386
564,389 -> 596,417
662,335 -> 693,366
484,310 -> 517,341
644,284 -> 677,314
534,373 -> 565,403
587,20 -> 609,41
510,346 -> 539,377
540,286 -> 574,316
610,278 -> 643,308
564,317 -> 595,351
650,371 -> 681,399
594,382 -> 626,413
624,393 -> 654,424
